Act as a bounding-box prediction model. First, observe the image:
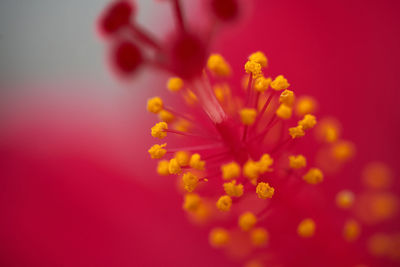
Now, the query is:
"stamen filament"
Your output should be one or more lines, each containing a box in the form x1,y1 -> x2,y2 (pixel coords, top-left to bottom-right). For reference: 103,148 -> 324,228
165,129 -> 220,141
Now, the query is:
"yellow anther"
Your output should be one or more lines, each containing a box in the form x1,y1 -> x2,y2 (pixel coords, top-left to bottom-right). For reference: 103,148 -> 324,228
182,172 -> 199,192
157,160 -> 170,176
245,60 -> 262,78
146,97 -> 163,114
239,108 -> 257,125
243,160 -> 260,180
174,119 -> 191,132
336,190 -> 355,209
276,104 -> 292,119
250,227 -> 269,247
175,151 -> 190,167
249,51 -> 268,68
362,162 -> 392,189
207,54 -> 231,77
158,109 -> 175,123
223,180 -> 244,197
303,168 -> 324,184
297,218 -> 316,238
298,114 -> 317,130
189,153 -> 205,170
254,76 -> 271,93
279,89 -> 295,107
148,143 -> 167,159
289,125 -> 305,139
343,219 -> 361,242
239,212 -> 257,231
216,195 -> 232,212
183,89 -> 198,106
214,85 -> 225,102
270,75 -> 290,91
257,154 -> 273,173
167,77 -> 184,92
316,118 -> 341,143
209,228 -> 230,248
183,193 -> 201,212
295,96 -> 317,116
151,122 -> 168,139
168,158 -> 181,175
332,140 -> 355,162
221,161 -> 241,180
256,182 -> 275,199
289,155 -> 307,169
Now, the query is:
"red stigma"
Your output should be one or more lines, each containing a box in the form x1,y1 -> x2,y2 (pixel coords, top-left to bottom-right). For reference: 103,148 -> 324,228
210,0 -> 239,21
111,40 -> 142,75
99,1 -> 135,36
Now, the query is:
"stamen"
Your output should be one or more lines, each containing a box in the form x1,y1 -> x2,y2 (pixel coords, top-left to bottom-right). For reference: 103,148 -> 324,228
167,143 -> 224,153
252,90 -> 276,130
164,128 -> 220,141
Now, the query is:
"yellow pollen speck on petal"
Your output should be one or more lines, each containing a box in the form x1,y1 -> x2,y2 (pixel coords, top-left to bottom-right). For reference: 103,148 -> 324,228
297,218 -> 315,238
257,154 -> 274,173
256,182 -> 275,199
147,97 -> 163,114
250,227 -> 269,247
332,140 -> 355,162
271,75 -> 290,91
183,193 -> 201,212
189,153 -> 205,170
209,228 -> 230,248
223,180 -> 244,197
362,162 -> 393,189
239,212 -> 257,231
303,168 -> 324,184
168,158 -> 181,175
240,108 -> 257,125
216,195 -> 232,212
245,60 -> 262,78
276,104 -> 292,120
182,172 -> 199,192
289,155 -> 307,169
336,190 -> 355,209
157,160 -> 170,176
148,143 -> 167,159
295,96 -> 317,117
207,54 -> 232,77
254,76 -> 271,93
280,89 -> 295,107
343,219 -> 361,242
243,160 -> 260,180
151,122 -> 168,139
289,125 -> 305,139
158,109 -> 175,123
221,161 -> 241,180
167,77 -> 184,92
249,51 -> 268,68
175,151 -> 190,167
298,114 -> 317,130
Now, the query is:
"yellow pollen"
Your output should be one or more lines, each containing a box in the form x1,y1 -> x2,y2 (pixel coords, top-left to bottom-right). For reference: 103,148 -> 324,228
183,89 -> 198,106
182,172 -> 199,192
221,161 -> 241,180
209,228 -> 230,248
332,140 -> 355,162
158,109 -> 175,123
343,219 -> 361,242
279,89 -> 295,107
157,160 -> 170,176
245,60 -> 262,78
167,77 -> 184,92
214,85 -> 225,102
183,193 -> 201,212
243,160 -> 260,181
298,114 -> 317,130
289,155 -> 307,169
289,125 -> 305,139
168,158 -> 181,175
148,143 -> 167,159
297,218 -> 315,238
257,154 -> 274,173
240,108 -> 257,125
174,119 -> 191,132
249,51 -> 268,68
254,76 -> 271,93
270,75 -> 290,91
276,104 -> 293,119
250,227 -> 269,247
223,180 -> 244,197
336,190 -> 355,209
295,96 -> 317,116
256,182 -> 275,199
147,97 -> 163,114
216,195 -> 232,212
207,54 -> 232,77
151,122 -> 168,139
316,118 -> 341,143
174,151 -> 190,167
189,153 -> 206,170
239,212 -> 257,231
303,168 -> 324,184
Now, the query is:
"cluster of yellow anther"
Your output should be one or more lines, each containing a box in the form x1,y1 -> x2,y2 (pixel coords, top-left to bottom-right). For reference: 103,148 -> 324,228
182,172 -> 199,192
271,75 -> 290,91
249,51 -> 268,68
221,161 -> 241,180
151,122 -> 168,139
256,182 -> 275,199
168,158 -> 181,174
223,180 -> 244,197
239,108 -> 257,125
303,168 -> 324,184
183,193 -> 201,212
297,218 -> 316,238
245,60 -> 262,78
254,76 -> 271,92
207,54 -> 232,77
289,155 -> 307,169
243,154 -> 274,184
276,104 -> 292,120
148,143 -> 167,159
276,89 -> 295,119
189,153 -> 206,170
288,113 -> 317,139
